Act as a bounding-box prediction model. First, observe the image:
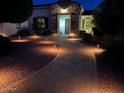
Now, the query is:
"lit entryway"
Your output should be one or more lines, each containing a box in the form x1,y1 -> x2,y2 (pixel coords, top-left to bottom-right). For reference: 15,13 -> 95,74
58,14 -> 71,35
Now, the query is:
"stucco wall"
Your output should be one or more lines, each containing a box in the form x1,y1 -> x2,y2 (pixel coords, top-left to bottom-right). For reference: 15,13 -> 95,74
0,21 -> 28,36
21,21 -> 29,29
0,23 -> 17,36
29,8 -> 51,31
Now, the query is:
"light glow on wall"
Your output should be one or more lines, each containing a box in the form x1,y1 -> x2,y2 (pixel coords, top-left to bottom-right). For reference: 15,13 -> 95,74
60,8 -> 69,13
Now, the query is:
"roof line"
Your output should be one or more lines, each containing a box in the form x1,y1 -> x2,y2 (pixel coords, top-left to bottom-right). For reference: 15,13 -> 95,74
34,3 -> 55,7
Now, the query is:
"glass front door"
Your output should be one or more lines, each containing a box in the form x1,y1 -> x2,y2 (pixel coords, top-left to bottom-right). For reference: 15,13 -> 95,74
58,14 -> 71,35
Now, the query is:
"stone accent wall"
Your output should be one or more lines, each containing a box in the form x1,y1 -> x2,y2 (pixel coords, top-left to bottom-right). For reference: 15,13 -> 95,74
71,14 -> 79,34
51,14 -> 57,33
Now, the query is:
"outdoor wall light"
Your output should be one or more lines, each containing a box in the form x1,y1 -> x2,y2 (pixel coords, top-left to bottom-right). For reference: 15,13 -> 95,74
61,8 -> 69,13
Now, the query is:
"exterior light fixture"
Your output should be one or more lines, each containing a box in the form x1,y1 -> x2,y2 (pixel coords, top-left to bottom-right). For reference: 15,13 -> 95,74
61,8 -> 69,13
46,37 -> 48,40
97,44 -> 100,48
53,44 -> 57,48
18,35 -> 21,39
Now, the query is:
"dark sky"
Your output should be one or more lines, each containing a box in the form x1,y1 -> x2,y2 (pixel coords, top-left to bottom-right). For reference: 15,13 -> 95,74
33,0 -> 102,10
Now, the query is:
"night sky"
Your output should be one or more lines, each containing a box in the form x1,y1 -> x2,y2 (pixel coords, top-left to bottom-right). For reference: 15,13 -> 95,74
33,0 -> 102,10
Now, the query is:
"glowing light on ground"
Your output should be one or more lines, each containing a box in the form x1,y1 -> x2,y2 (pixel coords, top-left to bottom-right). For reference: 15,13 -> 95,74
11,39 -> 31,43
82,47 -> 105,55
27,35 -> 42,39
67,38 -> 82,41
69,33 -> 77,37
0,33 -> 7,37
0,68 -> 21,89
51,33 -> 59,36
97,80 -> 121,93
69,84 -> 120,93
35,40 -> 55,45
37,47 -> 59,55
36,45 -> 66,56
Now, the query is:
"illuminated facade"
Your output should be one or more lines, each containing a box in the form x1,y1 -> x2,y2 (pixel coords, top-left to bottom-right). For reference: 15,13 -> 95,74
29,0 -> 94,35
0,0 -> 94,36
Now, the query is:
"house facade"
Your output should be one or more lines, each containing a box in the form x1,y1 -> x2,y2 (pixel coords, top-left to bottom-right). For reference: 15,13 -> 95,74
30,0 -> 94,35
0,0 -> 94,36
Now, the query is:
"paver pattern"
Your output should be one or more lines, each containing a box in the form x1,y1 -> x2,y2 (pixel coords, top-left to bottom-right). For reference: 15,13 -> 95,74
0,36 -> 123,93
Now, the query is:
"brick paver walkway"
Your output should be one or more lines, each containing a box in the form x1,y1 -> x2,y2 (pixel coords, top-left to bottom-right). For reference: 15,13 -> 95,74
0,36 -> 121,93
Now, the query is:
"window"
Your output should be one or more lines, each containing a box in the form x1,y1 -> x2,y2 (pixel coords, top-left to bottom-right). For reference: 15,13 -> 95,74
81,19 -> 85,29
85,20 -> 93,30
33,16 -> 48,29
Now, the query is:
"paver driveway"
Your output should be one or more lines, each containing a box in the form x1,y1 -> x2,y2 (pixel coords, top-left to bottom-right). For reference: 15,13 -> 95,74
0,36 -> 121,93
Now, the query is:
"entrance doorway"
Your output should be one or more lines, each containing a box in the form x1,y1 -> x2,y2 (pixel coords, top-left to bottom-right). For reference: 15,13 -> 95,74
58,14 -> 71,35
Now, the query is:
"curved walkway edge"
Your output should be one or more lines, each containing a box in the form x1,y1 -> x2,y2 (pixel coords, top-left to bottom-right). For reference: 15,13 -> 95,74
0,36 -> 98,93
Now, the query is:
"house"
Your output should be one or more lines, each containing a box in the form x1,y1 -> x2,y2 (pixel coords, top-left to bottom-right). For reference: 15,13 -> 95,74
0,0 -> 94,36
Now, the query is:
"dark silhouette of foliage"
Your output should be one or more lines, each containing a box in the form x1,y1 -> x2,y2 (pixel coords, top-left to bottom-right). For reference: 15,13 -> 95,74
93,0 -> 123,37
0,0 -> 33,23
95,0 -> 124,72
92,27 -> 102,37
0,35 -> 11,56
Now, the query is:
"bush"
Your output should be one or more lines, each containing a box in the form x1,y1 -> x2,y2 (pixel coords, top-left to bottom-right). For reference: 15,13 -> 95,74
39,30 -> 52,36
78,30 -> 86,38
83,33 -> 94,43
92,27 -> 103,37
100,39 -> 124,70
0,35 -> 11,56
99,35 -> 114,48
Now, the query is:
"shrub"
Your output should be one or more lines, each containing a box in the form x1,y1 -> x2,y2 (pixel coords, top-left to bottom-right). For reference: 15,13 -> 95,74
78,30 -> 86,38
41,30 -> 52,36
100,35 -> 114,48
0,0 -> 33,23
83,33 -> 94,43
101,39 -> 124,69
92,27 -> 103,37
0,35 -> 11,56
